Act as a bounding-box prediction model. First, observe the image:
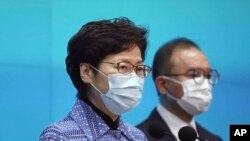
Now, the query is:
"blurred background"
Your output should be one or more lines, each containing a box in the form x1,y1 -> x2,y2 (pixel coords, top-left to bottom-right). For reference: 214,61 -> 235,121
1,0 -> 250,140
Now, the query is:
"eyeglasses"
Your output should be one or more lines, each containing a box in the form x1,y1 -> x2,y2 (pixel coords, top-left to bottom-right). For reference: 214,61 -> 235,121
164,68 -> 220,85
102,61 -> 152,78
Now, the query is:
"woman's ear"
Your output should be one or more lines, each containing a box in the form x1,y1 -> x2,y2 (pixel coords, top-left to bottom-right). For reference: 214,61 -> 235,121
80,63 -> 93,83
155,76 -> 169,95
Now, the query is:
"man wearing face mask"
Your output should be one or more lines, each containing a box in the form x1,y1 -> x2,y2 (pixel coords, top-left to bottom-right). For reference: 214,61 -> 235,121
39,17 -> 152,141
137,37 -> 222,141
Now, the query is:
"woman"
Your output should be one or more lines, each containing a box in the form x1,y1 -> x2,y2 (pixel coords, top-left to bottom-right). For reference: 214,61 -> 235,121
39,17 -> 151,141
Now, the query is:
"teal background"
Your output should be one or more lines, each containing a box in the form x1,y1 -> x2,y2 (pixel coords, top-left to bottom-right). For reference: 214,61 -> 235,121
1,0 -> 250,140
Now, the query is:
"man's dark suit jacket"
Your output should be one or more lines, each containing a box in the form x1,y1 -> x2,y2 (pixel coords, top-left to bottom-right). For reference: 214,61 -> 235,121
136,108 -> 222,141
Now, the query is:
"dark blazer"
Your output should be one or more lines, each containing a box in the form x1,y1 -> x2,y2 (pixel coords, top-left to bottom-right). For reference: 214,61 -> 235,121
136,108 -> 222,141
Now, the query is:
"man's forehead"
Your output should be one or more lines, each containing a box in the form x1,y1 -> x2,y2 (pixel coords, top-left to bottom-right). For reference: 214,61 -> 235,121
170,48 -> 209,71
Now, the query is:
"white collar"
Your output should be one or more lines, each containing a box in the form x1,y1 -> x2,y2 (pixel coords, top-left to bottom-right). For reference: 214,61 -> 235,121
157,103 -> 198,141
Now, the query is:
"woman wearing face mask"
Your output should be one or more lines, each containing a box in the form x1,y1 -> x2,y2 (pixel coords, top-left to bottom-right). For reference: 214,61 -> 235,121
39,17 -> 151,141
137,38 -> 222,141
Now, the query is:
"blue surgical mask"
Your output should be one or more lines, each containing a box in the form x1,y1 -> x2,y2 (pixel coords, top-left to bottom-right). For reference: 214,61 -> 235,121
90,66 -> 144,115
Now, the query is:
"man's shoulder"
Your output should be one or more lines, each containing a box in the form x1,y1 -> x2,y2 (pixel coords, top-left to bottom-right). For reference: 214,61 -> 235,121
136,108 -> 161,131
136,117 -> 151,132
196,122 -> 222,141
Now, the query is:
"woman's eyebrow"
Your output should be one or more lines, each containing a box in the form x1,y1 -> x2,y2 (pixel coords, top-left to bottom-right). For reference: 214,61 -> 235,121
114,59 -> 143,64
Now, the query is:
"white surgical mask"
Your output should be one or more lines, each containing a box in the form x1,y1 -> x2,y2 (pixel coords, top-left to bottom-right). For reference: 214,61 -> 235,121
164,76 -> 212,115
90,67 -> 144,115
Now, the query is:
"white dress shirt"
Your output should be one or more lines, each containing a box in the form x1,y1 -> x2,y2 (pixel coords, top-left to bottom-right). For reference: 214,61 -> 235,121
157,103 -> 199,141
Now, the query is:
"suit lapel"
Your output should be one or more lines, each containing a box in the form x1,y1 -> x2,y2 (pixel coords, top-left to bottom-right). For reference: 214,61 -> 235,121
148,109 -> 177,141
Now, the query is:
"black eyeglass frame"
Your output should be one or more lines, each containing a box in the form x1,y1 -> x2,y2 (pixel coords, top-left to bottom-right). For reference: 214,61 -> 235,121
164,68 -> 220,85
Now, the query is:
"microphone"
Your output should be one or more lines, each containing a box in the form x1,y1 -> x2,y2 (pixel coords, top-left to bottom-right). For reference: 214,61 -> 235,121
178,126 -> 208,141
148,122 -> 175,140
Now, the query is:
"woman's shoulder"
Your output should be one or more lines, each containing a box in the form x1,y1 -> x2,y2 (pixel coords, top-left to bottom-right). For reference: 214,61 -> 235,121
123,123 -> 147,141
38,116 -> 83,141
38,122 -> 68,141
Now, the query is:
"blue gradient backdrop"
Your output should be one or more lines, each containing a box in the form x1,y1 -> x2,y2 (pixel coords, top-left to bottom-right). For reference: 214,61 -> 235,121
1,0 -> 250,141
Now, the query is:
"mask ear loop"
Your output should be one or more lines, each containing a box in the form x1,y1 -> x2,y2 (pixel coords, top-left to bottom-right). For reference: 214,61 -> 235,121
161,75 -> 182,85
88,64 -> 109,95
88,64 -> 108,78
160,75 -> 183,100
90,83 -> 105,95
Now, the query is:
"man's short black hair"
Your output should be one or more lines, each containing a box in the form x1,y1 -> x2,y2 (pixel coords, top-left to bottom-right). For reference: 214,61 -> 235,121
152,37 -> 200,80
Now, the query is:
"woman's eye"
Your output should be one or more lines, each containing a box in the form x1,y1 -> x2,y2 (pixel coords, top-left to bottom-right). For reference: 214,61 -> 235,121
119,65 -> 128,70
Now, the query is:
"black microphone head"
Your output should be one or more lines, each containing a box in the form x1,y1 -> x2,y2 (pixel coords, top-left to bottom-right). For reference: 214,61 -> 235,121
178,126 -> 197,141
148,122 -> 166,139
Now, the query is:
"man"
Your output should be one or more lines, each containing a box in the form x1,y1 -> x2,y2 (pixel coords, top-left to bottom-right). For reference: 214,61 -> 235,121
39,17 -> 151,141
137,37 -> 222,141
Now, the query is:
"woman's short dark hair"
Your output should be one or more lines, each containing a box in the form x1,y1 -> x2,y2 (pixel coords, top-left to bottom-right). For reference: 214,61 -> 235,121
65,17 -> 148,100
